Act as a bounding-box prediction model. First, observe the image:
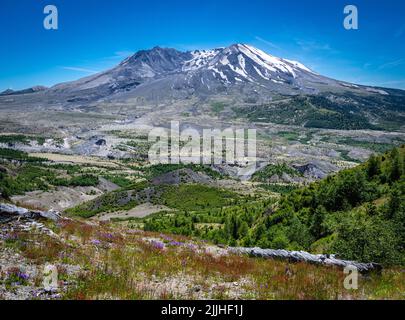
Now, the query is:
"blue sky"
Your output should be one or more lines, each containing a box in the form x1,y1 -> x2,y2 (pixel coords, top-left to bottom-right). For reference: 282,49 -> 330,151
1,0 -> 405,91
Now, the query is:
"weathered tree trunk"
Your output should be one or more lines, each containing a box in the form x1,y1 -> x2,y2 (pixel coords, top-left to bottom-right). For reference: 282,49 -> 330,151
0,203 -> 62,222
230,247 -> 382,274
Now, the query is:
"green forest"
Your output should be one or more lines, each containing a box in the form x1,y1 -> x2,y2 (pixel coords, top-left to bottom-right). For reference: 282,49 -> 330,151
142,146 -> 405,266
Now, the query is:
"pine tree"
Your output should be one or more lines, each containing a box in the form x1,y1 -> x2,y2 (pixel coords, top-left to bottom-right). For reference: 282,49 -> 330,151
389,148 -> 403,182
310,205 -> 328,238
367,155 -> 381,178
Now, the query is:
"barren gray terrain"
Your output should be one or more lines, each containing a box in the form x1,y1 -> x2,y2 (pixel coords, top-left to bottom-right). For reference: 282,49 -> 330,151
0,44 -> 404,181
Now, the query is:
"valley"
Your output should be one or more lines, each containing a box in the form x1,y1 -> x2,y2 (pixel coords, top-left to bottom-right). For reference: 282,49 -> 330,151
0,44 -> 404,300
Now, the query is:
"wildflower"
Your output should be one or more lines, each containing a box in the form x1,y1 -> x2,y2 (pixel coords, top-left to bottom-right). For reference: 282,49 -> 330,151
186,243 -> 197,251
160,234 -> 173,242
150,240 -> 165,250
168,241 -> 184,247
90,239 -> 102,246
6,268 -> 29,285
4,233 -> 19,241
97,232 -> 117,243
17,272 -> 30,281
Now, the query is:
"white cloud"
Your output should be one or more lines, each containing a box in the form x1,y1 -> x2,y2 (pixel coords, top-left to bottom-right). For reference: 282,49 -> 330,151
378,58 -> 405,70
61,66 -> 99,74
295,40 -> 337,54
254,36 -> 281,50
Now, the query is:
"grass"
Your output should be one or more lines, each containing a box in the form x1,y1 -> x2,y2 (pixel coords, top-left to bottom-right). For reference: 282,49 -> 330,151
339,138 -> 402,153
139,163 -> 224,180
339,150 -> 361,163
2,218 -> 404,300
278,131 -> 300,141
0,148 -> 45,162
258,183 -> 299,194
0,134 -> 46,146
211,102 -> 226,115
234,95 -> 379,130
252,163 -> 302,182
4,231 -> 65,263
66,190 -> 139,218
0,161 -> 100,197
62,223 -> 405,300
102,175 -> 134,188
49,174 -> 99,187
157,184 -> 239,211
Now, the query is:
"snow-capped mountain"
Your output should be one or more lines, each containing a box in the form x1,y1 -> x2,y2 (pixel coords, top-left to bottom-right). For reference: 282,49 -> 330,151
207,44 -> 315,83
1,44 -> 403,131
182,49 -> 223,71
2,43 -> 402,123
193,44 -> 323,89
48,44 -> 354,101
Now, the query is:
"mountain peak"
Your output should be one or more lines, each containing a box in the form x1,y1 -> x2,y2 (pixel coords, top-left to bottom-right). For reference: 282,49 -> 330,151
0,89 -> 14,95
46,44 -> 370,101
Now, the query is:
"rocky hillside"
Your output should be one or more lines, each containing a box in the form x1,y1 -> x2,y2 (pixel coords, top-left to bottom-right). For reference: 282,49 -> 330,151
0,207 -> 404,300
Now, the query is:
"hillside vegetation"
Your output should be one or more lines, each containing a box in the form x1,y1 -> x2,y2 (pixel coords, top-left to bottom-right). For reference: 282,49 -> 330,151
2,218 -> 404,300
0,146 -> 404,300
247,145 -> 405,265
141,146 -> 405,266
0,151 -> 100,198
2,144 -> 403,267
235,93 -> 405,131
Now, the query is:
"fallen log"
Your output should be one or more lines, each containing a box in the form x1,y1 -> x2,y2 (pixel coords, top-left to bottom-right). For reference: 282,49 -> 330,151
230,247 -> 382,274
0,203 -> 62,222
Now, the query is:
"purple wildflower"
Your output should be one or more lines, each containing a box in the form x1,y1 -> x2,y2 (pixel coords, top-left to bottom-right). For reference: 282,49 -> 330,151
168,241 -> 184,247
100,232 -> 113,239
186,243 -> 198,251
150,240 -> 165,250
90,239 -> 102,246
17,272 -> 29,281
4,233 -> 18,241
6,269 -> 29,285
160,234 -> 174,242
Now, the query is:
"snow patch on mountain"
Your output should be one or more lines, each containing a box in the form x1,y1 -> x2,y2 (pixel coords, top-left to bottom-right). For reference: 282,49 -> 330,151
241,44 -> 296,77
253,66 -> 270,80
283,59 -> 314,74
183,49 -> 220,71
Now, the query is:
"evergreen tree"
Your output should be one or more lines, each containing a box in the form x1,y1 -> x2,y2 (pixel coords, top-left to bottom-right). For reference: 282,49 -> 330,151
366,154 -> 381,178
310,205 -> 328,238
389,148 -> 403,182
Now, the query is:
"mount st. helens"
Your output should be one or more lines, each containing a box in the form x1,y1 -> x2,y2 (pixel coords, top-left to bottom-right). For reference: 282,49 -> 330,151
50,44 -> 329,98
1,44 -> 404,131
